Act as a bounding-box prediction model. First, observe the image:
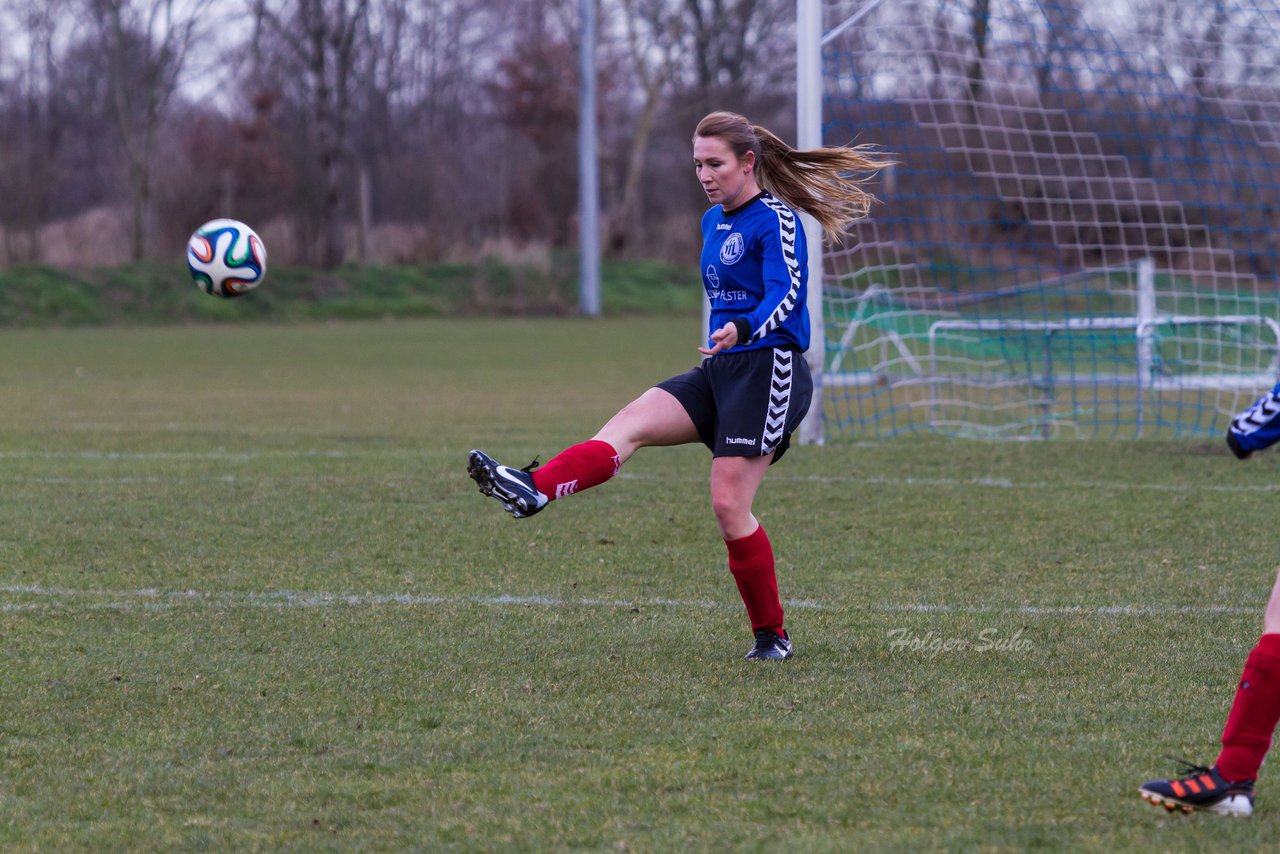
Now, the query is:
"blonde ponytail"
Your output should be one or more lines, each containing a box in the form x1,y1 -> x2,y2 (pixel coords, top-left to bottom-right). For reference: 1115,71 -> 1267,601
695,111 -> 893,242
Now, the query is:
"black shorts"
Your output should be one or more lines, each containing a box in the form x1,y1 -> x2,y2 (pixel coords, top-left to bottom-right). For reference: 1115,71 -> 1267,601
656,347 -> 813,463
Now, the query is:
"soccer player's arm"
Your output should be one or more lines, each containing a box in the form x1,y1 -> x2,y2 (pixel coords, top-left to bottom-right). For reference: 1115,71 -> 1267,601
732,219 -> 800,345
1226,382 -> 1280,459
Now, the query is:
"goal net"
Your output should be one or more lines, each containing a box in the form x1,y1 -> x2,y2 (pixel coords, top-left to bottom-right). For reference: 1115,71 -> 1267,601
810,0 -> 1280,440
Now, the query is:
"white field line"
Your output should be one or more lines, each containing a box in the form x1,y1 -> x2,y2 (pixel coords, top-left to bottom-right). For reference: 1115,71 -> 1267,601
638,473 -> 1280,495
0,584 -> 1256,617
2,448 -> 1279,494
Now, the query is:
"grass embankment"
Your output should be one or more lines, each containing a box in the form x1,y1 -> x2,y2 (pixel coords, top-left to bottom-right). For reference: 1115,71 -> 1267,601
0,258 -> 702,325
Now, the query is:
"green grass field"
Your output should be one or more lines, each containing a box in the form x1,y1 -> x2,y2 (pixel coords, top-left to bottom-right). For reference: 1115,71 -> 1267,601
2,316 -> 1279,851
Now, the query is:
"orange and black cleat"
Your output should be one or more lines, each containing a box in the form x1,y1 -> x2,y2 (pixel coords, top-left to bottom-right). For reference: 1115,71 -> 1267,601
1139,761 -> 1254,817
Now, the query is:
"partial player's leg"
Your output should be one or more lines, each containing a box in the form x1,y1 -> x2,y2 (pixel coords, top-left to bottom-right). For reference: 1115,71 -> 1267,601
469,387 -> 698,518
1139,390 -> 1280,815
710,453 -> 792,661
1139,569 -> 1280,817
590,386 -> 701,462
1212,570 -> 1280,792
709,453 -> 772,541
702,348 -> 811,662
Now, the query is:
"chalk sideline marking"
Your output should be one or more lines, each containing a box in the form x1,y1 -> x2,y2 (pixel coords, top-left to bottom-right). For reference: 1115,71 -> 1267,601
0,583 -> 1255,617
2,448 -> 1278,495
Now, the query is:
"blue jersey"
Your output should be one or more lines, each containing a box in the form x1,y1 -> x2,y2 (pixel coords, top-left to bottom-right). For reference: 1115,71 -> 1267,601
700,191 -> 809,353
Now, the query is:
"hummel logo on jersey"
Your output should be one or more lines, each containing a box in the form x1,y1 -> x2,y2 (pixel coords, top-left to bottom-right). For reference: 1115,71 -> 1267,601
716,222 -> 732,230
724,436 -> 756,446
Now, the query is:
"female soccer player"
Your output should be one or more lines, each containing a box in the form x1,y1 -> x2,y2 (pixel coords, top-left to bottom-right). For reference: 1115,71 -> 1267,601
1139,391 -> 1280,816
468,111 -> 890,660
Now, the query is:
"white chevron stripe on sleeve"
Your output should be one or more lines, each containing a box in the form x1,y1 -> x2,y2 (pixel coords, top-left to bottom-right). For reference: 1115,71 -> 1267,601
753,195 -> 802,341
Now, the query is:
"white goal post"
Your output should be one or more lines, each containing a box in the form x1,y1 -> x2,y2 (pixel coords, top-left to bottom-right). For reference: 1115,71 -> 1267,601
796,0 -> 890,445
796,0 -> 827,444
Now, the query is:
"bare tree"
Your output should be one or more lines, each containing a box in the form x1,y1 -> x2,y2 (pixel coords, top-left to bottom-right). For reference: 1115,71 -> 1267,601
965,0 -> 991,116
86,0 -> 211,262
600,0 -> 686,254
0,0 -> 80,261
373,1 -> 501,252
487,0 -> 582,245
672,0 -> 794,118
1033,0 -> 1082,101
1179,2 -> 1231,164
1129,0 -> 1240,181
251,0 -> 373,268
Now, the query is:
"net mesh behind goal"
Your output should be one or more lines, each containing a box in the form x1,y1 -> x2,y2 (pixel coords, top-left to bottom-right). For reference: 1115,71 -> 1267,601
819,0 -> 1280,439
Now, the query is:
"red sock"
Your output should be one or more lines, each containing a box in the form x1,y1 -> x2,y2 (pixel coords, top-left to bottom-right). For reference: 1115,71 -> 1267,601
1216,633 -> 1280,781
530,440 -> 620,500
725,525 -> 784,635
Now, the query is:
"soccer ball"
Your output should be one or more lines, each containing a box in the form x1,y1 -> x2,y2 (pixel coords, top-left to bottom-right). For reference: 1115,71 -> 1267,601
186,219 -> 267,298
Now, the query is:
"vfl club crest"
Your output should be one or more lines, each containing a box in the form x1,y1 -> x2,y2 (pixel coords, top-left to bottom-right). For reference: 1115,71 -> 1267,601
719,232 -> 745,265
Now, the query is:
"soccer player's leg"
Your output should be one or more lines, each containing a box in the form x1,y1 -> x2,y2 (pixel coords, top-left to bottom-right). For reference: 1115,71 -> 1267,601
705,347 -> 811,661
1212,573 -> 1280,802
1139,570 -> 1280,817
469,386 -> 700,518
526,386 -> 698,501
711,454 -> 791,661
521,385 -> 698,502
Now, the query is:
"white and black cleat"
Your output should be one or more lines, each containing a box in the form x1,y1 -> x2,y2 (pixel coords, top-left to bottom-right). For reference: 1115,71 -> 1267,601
467,449 -> 549,518
745,628 -> 793,661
